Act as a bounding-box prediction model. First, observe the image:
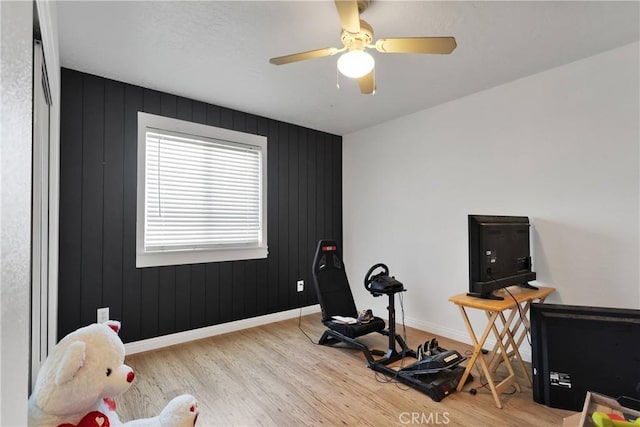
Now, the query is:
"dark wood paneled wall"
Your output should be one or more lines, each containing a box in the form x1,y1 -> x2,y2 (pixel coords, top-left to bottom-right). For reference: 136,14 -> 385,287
58,68 -> 342,343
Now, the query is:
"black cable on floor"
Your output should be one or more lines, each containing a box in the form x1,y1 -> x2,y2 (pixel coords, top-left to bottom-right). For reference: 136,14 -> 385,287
298,308 -> 320,345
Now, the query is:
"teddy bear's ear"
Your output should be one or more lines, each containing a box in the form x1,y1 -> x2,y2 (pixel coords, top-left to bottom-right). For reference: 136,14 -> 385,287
55,341 -> 86,385
104,320 -> 121,335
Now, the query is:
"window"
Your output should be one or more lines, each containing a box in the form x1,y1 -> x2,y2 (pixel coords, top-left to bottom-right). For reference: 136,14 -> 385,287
136,112 -> 267,267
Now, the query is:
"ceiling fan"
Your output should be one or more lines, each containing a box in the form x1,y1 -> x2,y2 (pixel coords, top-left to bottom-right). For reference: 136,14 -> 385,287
269,0 -> 457,95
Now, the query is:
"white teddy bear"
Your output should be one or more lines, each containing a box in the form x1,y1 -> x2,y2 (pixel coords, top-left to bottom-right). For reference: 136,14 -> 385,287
28,320 -> 199,427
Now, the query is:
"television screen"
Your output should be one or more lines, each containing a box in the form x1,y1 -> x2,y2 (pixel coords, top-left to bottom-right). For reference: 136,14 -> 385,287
531,303 -> 640,411
468,215 -> 536,299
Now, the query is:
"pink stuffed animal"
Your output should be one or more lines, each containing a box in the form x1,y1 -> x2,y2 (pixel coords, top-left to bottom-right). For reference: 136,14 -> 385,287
28,321 -> 199,427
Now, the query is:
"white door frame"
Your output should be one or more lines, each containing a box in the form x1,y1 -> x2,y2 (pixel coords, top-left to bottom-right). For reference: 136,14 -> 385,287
34,0 -> 61,360
31,39 -> 52,389
31,0 -> 61,390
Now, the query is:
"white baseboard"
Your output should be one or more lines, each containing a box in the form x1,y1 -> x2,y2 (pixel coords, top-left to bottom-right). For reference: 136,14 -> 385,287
401,315 -> 532,363
124,306 -> 533,363
124,305 -> 321,355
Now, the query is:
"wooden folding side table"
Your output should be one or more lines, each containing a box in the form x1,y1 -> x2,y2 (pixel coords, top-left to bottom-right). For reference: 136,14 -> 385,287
448,286 -> 555,409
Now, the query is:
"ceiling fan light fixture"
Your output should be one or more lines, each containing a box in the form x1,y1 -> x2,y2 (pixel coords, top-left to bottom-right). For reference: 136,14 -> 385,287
337,50 -> 374,78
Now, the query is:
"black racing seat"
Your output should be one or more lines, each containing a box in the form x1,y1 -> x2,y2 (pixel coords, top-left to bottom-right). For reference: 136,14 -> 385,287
312,239 -> 387,364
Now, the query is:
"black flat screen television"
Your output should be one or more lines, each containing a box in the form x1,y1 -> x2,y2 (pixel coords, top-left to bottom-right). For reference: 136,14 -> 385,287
531,303 -> 640,411
467,215 -> 537,299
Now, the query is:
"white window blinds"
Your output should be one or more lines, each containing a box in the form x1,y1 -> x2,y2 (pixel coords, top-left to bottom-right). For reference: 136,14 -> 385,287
137,112 -> 267,267
145,130 -> 262,252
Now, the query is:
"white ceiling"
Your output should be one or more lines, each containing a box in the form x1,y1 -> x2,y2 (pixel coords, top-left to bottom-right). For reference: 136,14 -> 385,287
57,1 -> 640,136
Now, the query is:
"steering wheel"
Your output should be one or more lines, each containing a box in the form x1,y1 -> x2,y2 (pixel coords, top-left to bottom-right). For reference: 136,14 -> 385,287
364,263 -> 389,292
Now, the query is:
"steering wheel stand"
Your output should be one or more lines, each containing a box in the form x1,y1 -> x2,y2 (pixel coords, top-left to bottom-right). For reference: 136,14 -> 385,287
373,287 -> 416,365
362,265 -> 470,401
363,264 -> 415,365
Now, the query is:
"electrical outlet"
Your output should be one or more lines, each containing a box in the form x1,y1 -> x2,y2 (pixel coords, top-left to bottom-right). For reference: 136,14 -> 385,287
97,307 -> 109,323
297,280 -> 304,292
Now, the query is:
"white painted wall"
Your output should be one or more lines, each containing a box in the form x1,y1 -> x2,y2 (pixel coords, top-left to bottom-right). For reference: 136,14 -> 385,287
1,2 -> 60,424
343,42 -> 640,349
0,2 -> 34,425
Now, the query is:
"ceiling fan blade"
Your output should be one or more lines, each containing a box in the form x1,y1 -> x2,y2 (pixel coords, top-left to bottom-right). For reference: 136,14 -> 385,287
375,37 -> 457,54
269,47 -> 341,65
334,0 -> 360,34
357,70 -> 375,95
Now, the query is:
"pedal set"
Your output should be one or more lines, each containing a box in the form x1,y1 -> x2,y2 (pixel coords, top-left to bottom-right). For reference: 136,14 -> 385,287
396,337 -> 471,401
403,338 -> 467,376
416,337 -> 440,360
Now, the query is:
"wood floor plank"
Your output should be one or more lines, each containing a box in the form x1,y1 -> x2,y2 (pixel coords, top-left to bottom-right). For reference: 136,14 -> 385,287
117,313 -> 572,426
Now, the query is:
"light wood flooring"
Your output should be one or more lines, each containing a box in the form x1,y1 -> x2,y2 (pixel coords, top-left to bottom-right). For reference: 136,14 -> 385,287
118,312 -> 573,426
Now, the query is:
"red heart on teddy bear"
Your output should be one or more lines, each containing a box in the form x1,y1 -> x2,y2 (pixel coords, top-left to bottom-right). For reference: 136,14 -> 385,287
57,410 -> 110,427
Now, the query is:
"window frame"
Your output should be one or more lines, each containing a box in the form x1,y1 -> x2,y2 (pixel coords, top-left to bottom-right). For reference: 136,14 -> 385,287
136,112 -> 268,268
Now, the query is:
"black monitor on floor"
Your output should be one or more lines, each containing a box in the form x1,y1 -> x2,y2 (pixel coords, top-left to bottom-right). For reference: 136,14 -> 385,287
531,303 -> 640,411
468,215 -> 537,299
